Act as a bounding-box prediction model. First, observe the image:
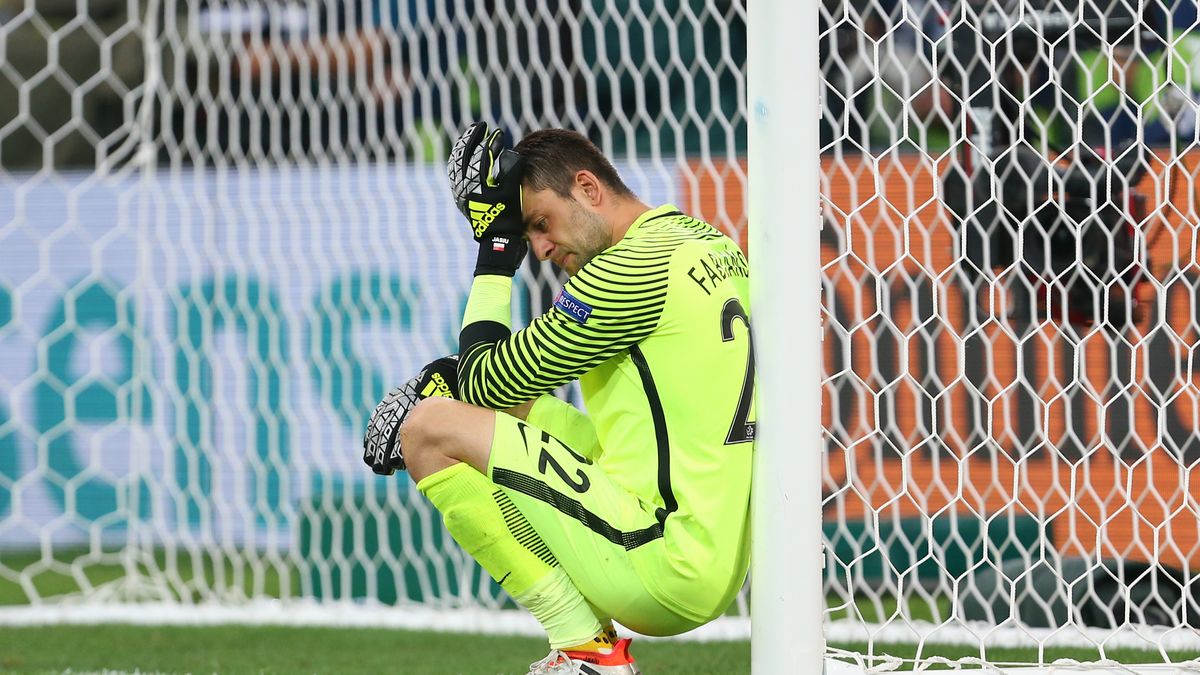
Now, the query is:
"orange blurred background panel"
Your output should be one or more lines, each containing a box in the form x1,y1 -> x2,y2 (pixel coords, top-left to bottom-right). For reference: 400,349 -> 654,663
684,150 -> 1200,568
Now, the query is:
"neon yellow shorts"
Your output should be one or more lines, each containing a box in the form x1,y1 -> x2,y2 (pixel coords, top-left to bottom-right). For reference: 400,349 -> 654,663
486,400 -> 700,636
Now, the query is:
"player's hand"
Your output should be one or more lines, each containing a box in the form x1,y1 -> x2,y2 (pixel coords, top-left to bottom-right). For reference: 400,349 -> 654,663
447,122 -> 528,277
362,355 -> 460,475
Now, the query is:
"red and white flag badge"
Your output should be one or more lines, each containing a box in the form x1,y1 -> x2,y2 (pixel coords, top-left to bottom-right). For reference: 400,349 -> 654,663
492,237 -> 509,252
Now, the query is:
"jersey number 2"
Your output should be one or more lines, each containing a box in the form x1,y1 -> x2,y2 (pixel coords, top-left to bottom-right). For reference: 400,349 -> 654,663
721,298 -> 756,444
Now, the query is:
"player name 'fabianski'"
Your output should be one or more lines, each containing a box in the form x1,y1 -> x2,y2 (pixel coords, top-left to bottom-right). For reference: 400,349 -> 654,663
687,250 -> 749,295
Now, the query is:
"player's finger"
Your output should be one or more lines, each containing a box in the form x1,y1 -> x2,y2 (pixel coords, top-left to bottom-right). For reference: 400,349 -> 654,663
452,122 -> 486,168
466,125 -> 492,192
463,121 -> 487,147
485,128 -> 505,187
448,122 -> 488,208
496,149 -> 525,184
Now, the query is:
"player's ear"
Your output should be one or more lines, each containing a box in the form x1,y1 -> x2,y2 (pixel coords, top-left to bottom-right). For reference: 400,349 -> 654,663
576,170 -> 602,206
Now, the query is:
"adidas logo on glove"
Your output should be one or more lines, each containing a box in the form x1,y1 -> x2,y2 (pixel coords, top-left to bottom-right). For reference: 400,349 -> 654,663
469,201 -> 506,237
421,373 -> 454,398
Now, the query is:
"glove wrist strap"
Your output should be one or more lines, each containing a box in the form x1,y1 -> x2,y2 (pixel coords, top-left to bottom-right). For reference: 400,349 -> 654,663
474,235 -> 527,277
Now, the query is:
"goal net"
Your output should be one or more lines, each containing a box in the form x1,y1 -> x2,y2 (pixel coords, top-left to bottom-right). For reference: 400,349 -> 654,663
0,0 -> 746,636
2,0 -> 1200,671
819,0 -> 1200,671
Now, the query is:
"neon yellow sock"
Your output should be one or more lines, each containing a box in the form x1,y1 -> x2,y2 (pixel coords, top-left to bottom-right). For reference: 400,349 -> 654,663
512,567 -> 604,649
417,463 -> 601,647
558,618 -> 618,653
561,623 -> 615,653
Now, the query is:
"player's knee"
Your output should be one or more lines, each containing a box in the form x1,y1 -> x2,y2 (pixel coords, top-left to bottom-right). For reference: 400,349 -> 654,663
401,397 -> 458,470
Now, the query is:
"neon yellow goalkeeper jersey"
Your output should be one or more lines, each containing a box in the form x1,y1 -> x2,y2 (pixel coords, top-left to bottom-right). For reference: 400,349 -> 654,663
459,204 -> 754,622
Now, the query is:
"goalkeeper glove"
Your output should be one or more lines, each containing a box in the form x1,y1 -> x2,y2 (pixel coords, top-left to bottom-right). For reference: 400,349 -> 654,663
362,355 -> 460,475
447,122 -> 528,277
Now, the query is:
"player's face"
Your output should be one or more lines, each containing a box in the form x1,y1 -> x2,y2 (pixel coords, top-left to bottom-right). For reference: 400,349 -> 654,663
522,188 -> 612,276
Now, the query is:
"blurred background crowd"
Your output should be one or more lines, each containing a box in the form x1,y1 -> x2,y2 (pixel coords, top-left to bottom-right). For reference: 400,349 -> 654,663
2,0 -> 1198,172
0,0 -> 745,171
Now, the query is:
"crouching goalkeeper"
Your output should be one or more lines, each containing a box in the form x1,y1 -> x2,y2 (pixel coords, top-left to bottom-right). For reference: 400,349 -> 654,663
363,123 -> 755,674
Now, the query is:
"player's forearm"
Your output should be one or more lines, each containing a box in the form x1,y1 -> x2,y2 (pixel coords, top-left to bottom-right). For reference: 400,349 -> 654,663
458,274 -> 516,407
459,274 -> 512,354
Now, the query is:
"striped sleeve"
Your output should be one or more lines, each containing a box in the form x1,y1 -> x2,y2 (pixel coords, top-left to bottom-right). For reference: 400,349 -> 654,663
457,236 -> 677,409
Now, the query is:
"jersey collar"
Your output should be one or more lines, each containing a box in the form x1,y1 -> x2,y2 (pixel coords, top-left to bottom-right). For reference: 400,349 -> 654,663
624,204 -> 682,240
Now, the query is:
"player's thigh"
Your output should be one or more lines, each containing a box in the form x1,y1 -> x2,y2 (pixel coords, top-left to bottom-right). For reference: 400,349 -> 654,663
524,395 -> 602,459
488,412 -> 695,635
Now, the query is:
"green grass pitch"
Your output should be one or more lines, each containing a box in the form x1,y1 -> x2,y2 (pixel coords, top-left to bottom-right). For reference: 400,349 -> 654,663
0,626 -> 746,674
3,551 -> 1199,673
2,626 -> 1199,674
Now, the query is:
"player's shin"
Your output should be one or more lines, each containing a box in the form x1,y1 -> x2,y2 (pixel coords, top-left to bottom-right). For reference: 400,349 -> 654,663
416,463 -> 602,648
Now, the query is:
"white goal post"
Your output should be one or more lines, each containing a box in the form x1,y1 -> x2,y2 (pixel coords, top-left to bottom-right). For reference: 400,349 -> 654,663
749,0 -> 825,673
4,1 -> 1200,673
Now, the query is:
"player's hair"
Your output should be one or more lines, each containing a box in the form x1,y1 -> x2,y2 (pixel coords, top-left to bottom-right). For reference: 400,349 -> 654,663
514,129 -> 634,199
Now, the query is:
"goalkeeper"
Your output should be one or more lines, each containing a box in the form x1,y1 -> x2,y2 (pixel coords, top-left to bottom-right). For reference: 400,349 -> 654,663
364,123 -> 754,674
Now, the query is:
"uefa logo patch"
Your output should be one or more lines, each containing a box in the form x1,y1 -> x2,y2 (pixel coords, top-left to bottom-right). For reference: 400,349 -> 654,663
554,288 -> 593,324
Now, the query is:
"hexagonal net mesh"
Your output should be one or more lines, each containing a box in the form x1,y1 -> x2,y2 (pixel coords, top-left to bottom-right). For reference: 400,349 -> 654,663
819,0 -> 1200,670
2,0 -> 1200,670
0,0 -> 748,634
